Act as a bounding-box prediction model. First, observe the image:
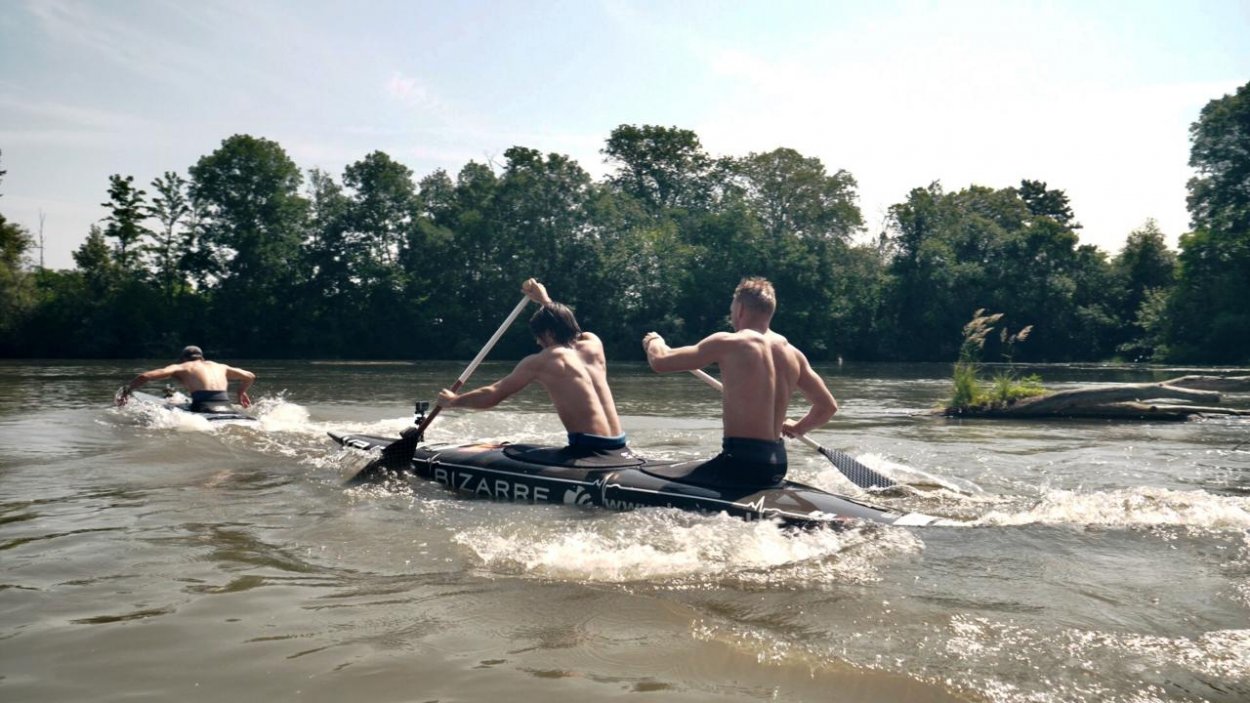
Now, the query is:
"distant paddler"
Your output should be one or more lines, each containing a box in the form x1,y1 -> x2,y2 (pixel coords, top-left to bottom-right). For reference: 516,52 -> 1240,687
116,345 -> 256,412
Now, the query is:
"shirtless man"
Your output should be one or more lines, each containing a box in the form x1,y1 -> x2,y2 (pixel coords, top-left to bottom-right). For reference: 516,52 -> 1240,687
437,279 -> 626,450
641,277 -> 838,485
116,345 -> 256,412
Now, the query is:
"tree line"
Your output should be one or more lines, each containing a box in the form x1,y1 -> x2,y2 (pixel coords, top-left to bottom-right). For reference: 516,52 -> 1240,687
0,81 -> 1247,364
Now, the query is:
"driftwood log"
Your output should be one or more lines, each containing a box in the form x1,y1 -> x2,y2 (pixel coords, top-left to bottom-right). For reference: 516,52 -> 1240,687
942,375 -> 1250,420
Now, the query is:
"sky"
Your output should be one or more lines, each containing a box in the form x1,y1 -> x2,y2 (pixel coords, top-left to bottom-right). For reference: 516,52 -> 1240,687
1,0 -> 1247,270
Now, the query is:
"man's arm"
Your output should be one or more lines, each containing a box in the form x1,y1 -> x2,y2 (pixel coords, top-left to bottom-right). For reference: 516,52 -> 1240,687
642,332 -> 727,374
782,354 -> 838,437
117,364 -> 181,405
438,355 -> 541,410
225,366 -> 256,408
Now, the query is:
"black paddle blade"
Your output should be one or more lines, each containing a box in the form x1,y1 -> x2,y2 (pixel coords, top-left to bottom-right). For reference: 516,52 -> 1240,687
817,446 -> 898,491
344,427 -> 421,486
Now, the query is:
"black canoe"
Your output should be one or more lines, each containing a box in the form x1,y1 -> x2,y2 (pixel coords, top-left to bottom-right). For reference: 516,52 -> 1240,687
330,432 -> 963,529
123,389 -> 258,424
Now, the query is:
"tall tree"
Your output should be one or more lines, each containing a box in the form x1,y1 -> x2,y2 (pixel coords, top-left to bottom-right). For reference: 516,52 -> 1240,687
1017,179 -> 1080,230
343,150 -> 417,272
1114,219 -> 1176,323
603,124 -> 712,214
1169,80 -> 1250,361
189,134 -> 308,354
100,174 -> 150,274
729,148 -> 863,243
0,212 -> 35,351
341,151 -> 423,355
492,147 -> 594,294
72,224 -> 116,297
147,171 -> 192,298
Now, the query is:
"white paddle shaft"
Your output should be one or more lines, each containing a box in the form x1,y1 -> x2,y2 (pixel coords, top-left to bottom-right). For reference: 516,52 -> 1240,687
458,296 -> 531,384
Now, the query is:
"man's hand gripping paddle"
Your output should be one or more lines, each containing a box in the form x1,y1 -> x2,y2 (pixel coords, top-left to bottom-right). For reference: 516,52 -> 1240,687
344,296 -> 532,485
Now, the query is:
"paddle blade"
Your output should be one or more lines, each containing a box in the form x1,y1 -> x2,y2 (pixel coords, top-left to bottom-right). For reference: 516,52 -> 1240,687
815,445 -> 898,491
344,426 -> 420,485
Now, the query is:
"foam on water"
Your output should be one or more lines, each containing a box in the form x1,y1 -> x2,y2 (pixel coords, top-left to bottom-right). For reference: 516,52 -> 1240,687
116,391 -> 314,434
942,616 -> 1250,703
117,392 -> 215,432
451,509 -> 923,585
250,394 -> 310,432
976,486 -> 1250,530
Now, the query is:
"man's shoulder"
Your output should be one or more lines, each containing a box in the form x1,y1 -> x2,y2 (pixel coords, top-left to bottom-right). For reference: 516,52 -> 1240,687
572,331 -> 602,348
526,346 -> 578,365
765,330 -> 791,346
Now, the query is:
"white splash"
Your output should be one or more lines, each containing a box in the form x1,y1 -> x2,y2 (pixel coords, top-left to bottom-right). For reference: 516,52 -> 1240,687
250,395 -> 310,432
452,509 -> 922,585
976,486 -> 1250,530
946,615 -> 1250,701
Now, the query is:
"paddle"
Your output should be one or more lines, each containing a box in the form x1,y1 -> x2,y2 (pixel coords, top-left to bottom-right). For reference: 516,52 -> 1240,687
345,295 -> 532,485
686,368 -> 900,491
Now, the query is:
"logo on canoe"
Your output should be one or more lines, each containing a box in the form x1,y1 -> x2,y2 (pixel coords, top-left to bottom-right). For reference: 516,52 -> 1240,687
563,487 -> 593,506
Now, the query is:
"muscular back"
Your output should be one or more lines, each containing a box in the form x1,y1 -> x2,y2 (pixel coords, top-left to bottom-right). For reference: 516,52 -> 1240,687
644,299 -> 837,441
151,360 -> 234,392
485,332 -> 622,437
713,330 -> 807,440
534,334 -> 622,436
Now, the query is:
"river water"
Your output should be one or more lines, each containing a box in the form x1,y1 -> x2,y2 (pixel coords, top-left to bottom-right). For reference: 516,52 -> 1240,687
1,359 -> 1248,702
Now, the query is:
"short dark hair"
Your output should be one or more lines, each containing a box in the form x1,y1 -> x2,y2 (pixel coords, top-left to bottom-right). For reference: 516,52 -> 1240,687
529,303 -> 581,345
178,345 -> 204,362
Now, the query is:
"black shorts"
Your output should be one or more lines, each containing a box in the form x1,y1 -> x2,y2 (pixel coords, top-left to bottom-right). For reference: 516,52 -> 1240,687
190,390 -> 233,413
679,437 -> 788,487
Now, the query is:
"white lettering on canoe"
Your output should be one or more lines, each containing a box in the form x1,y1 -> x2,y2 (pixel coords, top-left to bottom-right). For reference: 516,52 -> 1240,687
429,466 -> 551,503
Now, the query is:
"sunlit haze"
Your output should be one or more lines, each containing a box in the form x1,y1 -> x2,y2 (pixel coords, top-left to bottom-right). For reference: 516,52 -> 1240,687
1,0 -> 1246,269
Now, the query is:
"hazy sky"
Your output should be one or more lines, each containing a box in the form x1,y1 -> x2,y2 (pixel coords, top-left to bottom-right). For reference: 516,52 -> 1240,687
1,0 -> 1247,270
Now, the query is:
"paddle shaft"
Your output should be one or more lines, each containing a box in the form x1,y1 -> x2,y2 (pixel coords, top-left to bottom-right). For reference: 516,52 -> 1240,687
348,295 -> 533,483
409,295 -> 531,439
458,296 -> 533,385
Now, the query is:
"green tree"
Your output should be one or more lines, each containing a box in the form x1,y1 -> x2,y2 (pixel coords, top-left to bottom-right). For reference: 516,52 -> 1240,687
603,124 -> 712,215
341,151 -> 427,356
189,134 -> 308,354
492,147 -> 595,293
1169,81 -> 1250,361
343,150 -> 417,272
0,212 -> 35,351
100,174 -> 150,274
65,224 -> 162,357
729,148 -> 863,243
1018,179 -> 1080,230
884,181 -> 1105,360
1115,220 -> 1176,313
72,225 -> 117,298
1112,219 -> 1176,359
147,171 -> 192,298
